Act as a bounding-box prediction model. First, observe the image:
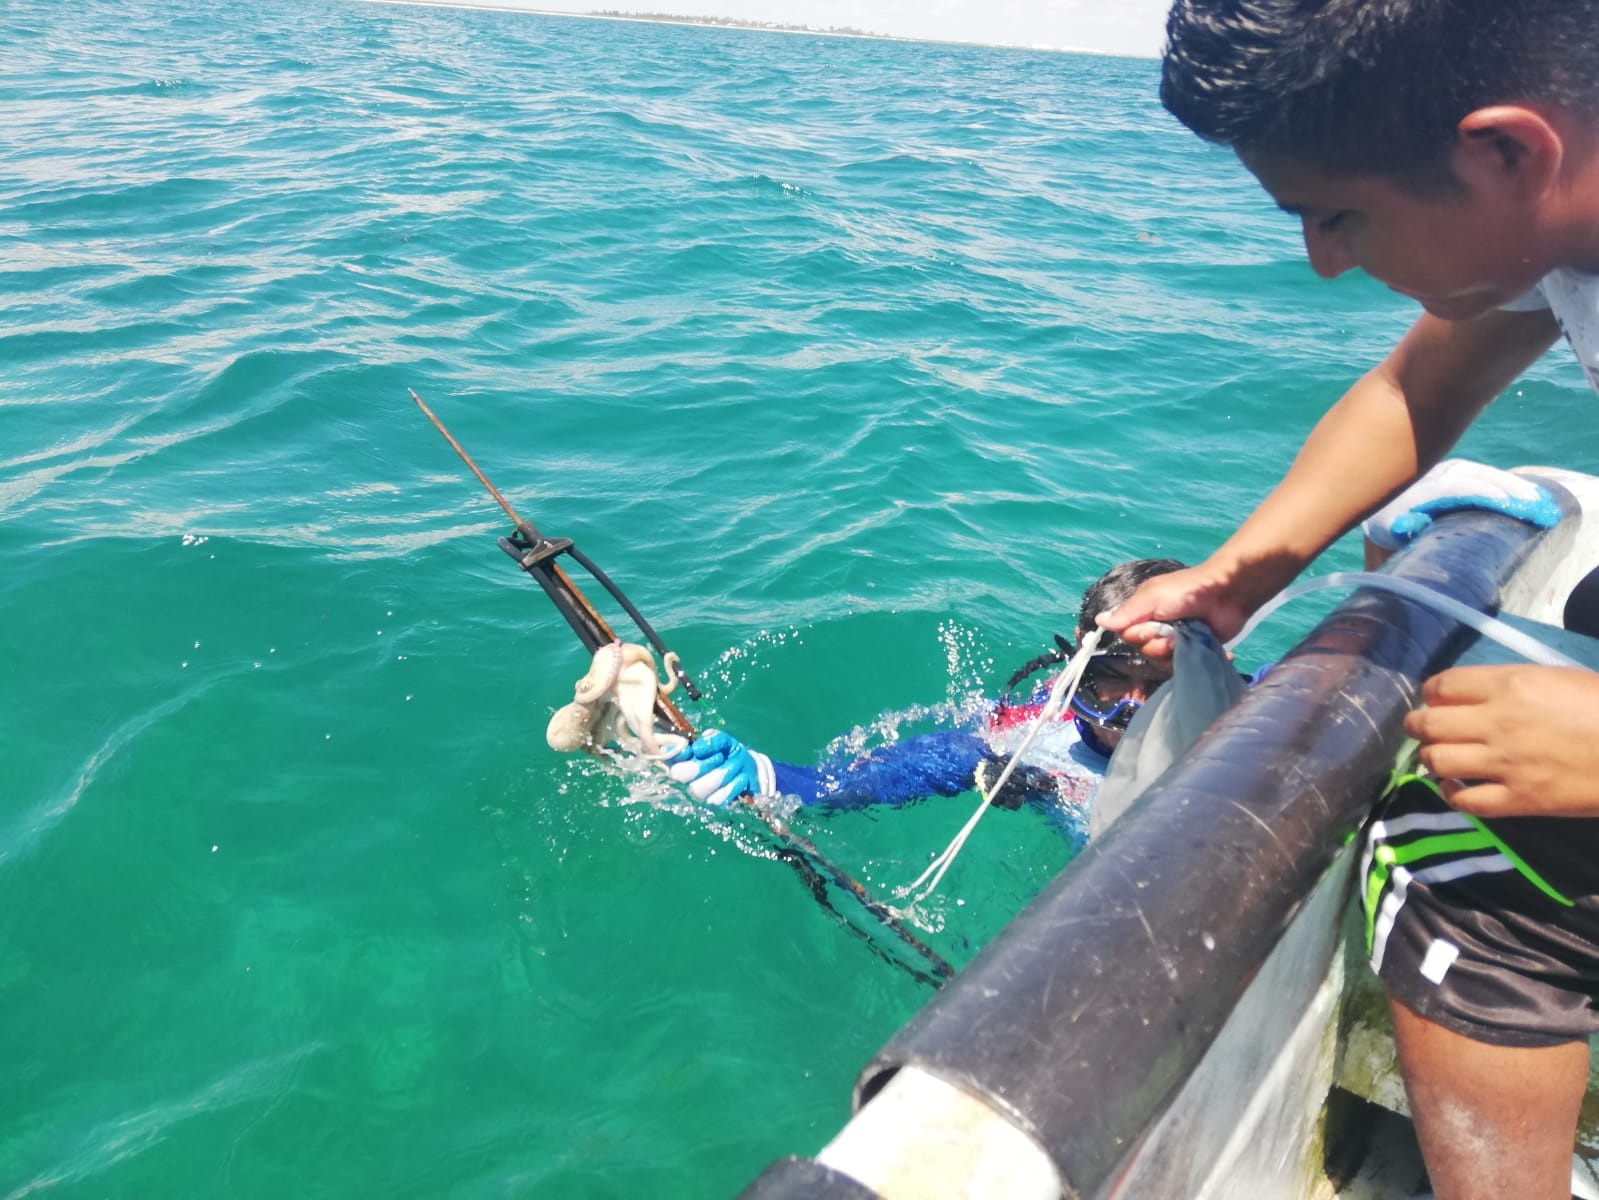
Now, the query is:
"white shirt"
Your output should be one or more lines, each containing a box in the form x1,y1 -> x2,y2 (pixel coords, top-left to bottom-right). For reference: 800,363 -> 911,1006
1502,268 -> 1599,393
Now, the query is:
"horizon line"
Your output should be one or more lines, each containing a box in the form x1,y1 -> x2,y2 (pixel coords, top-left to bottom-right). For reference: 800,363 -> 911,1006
361,0 -> 1157,60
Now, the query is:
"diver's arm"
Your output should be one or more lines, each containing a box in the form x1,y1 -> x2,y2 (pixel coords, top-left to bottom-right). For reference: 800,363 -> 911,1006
669,728 -> 986,809
783,730 -> 988,810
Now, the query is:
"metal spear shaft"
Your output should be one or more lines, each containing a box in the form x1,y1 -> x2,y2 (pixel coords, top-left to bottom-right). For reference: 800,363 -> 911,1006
411,388 -> 953,985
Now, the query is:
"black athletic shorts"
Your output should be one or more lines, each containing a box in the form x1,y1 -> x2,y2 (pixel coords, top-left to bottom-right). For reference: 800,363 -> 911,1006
1360,776 -> 1599,1048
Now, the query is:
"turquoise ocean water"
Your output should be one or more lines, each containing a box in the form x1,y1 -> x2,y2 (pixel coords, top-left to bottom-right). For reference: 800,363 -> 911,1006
4,1 -> 1596,1195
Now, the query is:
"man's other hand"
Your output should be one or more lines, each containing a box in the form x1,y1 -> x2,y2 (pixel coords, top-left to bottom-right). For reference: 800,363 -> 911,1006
1408,665 -> 1599,817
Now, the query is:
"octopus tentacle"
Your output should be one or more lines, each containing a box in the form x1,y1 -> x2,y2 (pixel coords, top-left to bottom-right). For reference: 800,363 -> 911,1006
611,652 -> 665,757
573,641 -> 624,705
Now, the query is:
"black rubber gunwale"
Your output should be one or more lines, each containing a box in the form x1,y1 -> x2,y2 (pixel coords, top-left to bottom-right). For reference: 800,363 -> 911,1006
849,497 -> 1570,1198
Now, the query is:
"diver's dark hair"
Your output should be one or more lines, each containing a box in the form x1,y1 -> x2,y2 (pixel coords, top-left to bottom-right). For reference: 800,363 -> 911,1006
1002,558 -> 1186,697
1078,557 -> 1186,658
1161,0 -> 1599,187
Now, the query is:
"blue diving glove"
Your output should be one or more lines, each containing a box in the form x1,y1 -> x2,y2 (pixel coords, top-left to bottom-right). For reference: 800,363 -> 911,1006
665,729 -> 777,807
1362,458 -> 1562,551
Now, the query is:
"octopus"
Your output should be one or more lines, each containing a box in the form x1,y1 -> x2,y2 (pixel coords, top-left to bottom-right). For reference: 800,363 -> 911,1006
545,640 -> 681,757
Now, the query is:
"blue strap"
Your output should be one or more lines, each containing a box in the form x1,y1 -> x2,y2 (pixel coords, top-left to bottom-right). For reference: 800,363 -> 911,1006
1389,490 -> 1562,540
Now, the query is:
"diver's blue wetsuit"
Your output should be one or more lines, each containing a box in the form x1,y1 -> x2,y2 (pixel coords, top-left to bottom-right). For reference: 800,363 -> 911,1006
770,729 -> 999,810
764,703 -> 1113,844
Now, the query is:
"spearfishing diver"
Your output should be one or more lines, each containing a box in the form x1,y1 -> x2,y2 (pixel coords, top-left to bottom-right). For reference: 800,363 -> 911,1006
664,462 -> 1553,838
664,558 -> 1190,843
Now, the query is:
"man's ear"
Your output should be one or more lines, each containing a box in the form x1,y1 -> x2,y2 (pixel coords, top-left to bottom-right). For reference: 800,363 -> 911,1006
1454,105 -> 1563,199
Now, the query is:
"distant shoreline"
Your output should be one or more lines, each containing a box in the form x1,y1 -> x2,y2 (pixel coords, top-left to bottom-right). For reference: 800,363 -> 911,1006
360,0 -> 1139,58
589,8 -> 890,40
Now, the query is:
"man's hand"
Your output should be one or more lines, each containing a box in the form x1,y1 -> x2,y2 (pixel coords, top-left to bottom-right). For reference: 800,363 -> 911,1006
1408,665 -> 1599,817
1095,561 -> 1261,658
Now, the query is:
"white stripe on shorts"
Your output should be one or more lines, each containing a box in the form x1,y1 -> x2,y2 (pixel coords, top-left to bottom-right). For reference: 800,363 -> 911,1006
1369,853 -> 1517,974
1360,809 -> 1477,903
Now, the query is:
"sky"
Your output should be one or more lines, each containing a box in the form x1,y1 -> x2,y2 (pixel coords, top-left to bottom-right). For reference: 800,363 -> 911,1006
431,0 -> 1173,57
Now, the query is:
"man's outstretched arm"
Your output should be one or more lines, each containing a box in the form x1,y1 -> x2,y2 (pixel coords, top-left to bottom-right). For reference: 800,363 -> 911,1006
1101,307 -> 1559,654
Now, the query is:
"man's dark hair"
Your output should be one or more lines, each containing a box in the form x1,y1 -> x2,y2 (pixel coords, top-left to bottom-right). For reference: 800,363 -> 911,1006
1078,558 -> 1187,655
1161,0 -> 1599,187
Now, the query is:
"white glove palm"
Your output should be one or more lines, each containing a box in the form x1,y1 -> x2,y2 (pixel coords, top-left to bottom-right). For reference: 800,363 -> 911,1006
1362,459 -> 1560,550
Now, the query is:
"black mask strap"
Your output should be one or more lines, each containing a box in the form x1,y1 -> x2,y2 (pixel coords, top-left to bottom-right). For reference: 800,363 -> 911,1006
1002,633 -> 1076,696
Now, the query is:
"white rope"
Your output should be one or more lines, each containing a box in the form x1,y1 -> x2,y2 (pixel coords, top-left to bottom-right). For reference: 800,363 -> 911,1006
895,567 -> 1585,915
1228,571 -> 1584,669
897,629 -> 1104,908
